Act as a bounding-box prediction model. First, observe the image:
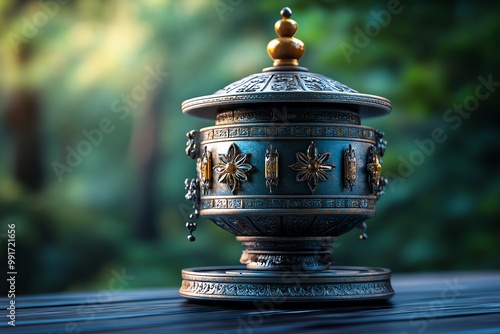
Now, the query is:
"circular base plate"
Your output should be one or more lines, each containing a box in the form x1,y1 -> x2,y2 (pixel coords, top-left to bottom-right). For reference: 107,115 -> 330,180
180,265 -> 394,303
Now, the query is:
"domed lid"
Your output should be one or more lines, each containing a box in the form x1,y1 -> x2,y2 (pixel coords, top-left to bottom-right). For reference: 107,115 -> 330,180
182,7 -> 391,120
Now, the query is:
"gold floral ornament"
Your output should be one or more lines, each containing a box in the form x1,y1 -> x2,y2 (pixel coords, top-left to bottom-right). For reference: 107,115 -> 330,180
289,141 -> 335,194
213,143 -> 253,194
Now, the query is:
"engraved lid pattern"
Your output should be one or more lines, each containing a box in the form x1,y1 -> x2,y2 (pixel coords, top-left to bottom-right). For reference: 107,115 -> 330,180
214,72 -> 358,95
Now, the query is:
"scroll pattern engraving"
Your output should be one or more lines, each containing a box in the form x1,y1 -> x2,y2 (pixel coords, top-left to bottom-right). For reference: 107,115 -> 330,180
215,72 -> 358,94
216,108 -> 360,125
181,280 -> 393,298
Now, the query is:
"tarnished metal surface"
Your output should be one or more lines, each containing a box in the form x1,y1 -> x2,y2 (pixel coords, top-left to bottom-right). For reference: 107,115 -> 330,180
182,82 -> 391,120
180,266 -> 394,302
180,7 -> 392,302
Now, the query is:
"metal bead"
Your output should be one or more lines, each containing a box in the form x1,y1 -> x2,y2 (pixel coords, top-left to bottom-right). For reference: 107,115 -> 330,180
280,7 -> 292,18
187,234 -> 196,242
186,222 -> 196,231
357,222 -> 368,240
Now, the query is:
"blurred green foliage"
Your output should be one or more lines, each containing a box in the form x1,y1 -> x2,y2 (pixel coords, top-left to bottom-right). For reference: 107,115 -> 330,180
0,0 -> 499,294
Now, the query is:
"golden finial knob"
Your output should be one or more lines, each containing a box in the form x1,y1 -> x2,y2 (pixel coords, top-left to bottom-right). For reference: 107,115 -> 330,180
267,7 -> 305,67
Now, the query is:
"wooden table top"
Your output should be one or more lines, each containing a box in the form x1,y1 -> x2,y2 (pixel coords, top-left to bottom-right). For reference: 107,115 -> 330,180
2,272 -> 500,333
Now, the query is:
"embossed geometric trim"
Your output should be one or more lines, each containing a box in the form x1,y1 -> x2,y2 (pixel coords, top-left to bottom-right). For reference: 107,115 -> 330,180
200,196 -> 375,210
199,124 -> 376,142
215,107 -> 361,125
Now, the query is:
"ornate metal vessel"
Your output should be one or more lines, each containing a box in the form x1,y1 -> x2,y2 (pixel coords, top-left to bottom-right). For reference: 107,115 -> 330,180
180,8 -> 393,302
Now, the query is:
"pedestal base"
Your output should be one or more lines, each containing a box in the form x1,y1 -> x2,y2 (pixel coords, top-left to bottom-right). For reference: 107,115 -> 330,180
180,265 -> 394,303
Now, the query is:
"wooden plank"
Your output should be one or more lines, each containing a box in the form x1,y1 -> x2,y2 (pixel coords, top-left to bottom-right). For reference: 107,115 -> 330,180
1,272 -> 500,333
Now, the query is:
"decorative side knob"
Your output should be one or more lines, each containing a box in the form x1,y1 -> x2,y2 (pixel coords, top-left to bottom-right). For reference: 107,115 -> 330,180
267,7 -> 305,67
185,130 -> 199,159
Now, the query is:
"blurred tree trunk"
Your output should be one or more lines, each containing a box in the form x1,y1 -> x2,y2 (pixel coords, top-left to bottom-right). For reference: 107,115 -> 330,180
5,88 -> 44,192
132,84 -> 166,240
